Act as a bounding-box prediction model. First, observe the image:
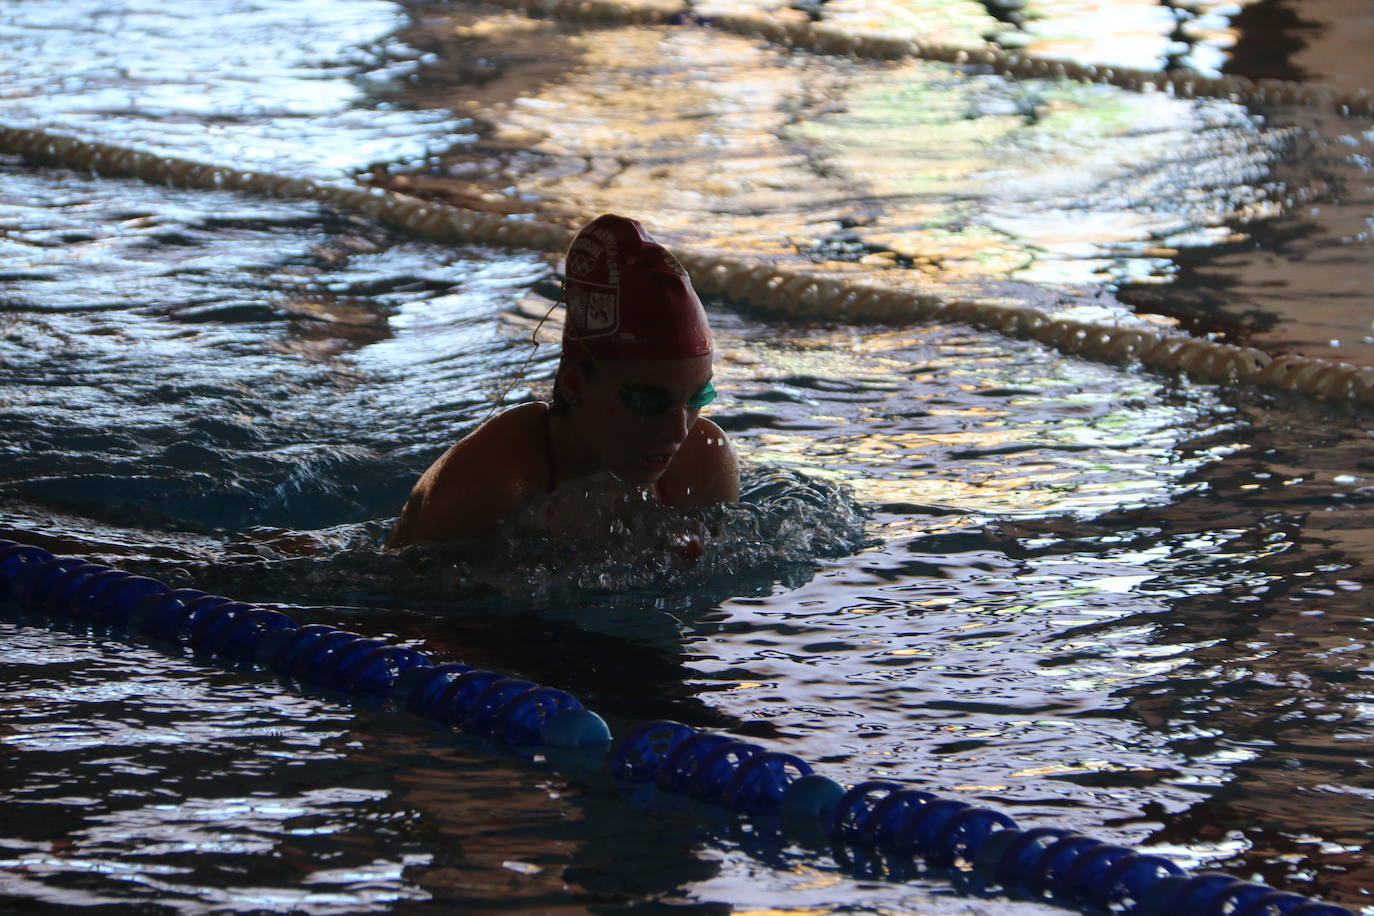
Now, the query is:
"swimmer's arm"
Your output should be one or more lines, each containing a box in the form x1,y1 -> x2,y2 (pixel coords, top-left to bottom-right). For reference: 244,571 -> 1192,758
664,418 -> 739,507
386,456 -> 518,547
386,408 -> 544,547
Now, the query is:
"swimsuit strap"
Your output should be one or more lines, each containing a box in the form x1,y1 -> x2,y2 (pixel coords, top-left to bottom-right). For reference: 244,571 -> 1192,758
543,404 -> 559,494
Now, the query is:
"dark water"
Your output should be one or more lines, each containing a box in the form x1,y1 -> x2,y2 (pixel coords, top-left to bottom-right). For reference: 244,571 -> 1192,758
2,0 -> 1373,912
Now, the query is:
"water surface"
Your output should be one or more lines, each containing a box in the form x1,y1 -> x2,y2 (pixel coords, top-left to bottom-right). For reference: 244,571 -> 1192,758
3,0 -> 1374,912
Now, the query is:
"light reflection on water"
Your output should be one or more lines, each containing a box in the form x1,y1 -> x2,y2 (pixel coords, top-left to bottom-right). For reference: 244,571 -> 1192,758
383,3 -> 1374,363
381,17 -> 1287,314
716,321 -> 1219,535
3,0 -> 1374,912
0,0 -> 466,175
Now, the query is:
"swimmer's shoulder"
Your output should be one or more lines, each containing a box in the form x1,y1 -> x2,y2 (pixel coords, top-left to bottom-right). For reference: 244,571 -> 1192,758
387,402 -> 551,546
660,416 -> 739,507
437,401 -> 549,485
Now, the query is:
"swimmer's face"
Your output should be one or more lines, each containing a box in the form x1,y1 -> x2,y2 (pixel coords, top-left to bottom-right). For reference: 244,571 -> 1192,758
577,353 -> 715,486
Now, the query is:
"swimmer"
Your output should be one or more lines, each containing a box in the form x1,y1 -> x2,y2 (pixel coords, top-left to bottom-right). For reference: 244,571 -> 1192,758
386,214 -> 739,547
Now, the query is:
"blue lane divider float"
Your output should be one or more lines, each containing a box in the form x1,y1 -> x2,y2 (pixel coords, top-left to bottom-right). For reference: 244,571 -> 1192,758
607,723 -> 1353,916
0,541 -> 1357,916
0,541 -> 610,750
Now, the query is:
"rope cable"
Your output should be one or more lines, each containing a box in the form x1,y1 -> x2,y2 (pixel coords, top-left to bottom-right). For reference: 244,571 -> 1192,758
479,0 -> 1374,118
4,121 -> 1371,404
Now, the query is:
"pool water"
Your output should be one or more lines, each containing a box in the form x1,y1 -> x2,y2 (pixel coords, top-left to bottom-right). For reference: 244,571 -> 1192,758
2,0 -> 1373,912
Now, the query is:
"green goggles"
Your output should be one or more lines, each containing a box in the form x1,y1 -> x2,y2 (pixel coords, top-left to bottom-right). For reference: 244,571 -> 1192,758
617,380 -> 717,418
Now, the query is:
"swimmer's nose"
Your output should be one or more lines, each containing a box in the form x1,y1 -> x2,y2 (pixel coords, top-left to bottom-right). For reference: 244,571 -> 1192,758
656,405 -> 691,445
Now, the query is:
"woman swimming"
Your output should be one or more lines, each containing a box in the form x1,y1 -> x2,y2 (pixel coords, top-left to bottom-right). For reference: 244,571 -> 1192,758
386,214 -> 739,547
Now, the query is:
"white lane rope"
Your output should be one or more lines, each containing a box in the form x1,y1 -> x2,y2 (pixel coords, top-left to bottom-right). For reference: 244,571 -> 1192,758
483,0 -> 1374,118
5,123 -> 1373,404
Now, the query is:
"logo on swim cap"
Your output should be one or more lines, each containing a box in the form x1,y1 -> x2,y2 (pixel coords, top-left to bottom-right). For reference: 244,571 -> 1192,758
582,288 -> 618,333
565,231 -> 620,340
659,250 -> 688,277
566,246 -> 602,280
563,214 -> 711,361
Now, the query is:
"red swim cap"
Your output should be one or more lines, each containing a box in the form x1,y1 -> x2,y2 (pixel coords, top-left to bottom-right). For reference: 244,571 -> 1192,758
563,214 -> 711,362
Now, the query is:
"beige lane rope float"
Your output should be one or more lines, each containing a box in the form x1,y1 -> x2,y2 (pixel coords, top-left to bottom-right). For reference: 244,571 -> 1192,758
481,0 -> 1374,119
0,127 -> 577,253
5,123 -> 1374,404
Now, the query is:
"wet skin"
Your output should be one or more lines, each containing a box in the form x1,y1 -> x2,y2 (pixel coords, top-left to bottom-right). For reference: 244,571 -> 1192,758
387,353 -> 738,546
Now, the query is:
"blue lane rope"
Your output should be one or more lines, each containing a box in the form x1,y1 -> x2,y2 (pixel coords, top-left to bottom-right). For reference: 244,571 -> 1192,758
0,540 -> 1357,916
0,541 -> 610,750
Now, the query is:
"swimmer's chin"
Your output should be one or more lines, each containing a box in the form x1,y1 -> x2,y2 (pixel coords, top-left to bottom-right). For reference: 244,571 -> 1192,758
641,452 -> 673,475
606,458 -> 671,488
